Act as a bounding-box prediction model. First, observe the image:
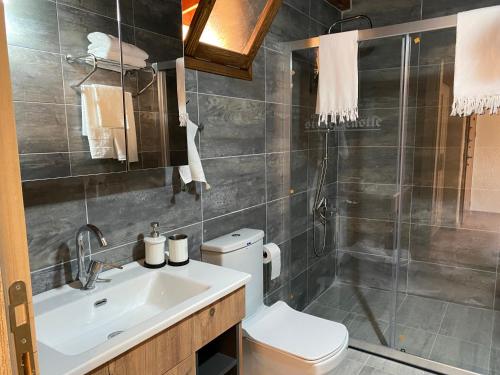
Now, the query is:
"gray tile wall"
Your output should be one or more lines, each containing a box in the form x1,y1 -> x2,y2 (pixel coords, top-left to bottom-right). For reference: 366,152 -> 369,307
8,0 -> 343,303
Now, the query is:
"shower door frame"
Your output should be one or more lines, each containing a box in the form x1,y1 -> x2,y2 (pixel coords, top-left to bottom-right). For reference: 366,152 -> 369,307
283,14 -> 479,375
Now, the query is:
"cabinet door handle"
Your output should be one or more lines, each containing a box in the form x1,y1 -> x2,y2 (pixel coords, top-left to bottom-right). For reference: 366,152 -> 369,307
209,307 -> 216,317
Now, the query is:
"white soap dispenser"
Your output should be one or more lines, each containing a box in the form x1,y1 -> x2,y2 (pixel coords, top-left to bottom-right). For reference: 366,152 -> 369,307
144,222 -> 167,268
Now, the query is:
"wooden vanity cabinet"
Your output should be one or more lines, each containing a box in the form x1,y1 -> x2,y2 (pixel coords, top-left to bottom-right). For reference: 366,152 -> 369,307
88,287 -> 245,375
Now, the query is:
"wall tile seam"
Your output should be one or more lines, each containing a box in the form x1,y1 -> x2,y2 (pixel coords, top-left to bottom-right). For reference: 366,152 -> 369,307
341,212 -> 500,236
193,91 -> 268,104
7,43 -> 63,57
338,248 -> 409,260
200,153 -> 267,161
55,2 -> 126,24
407,259 -> 498,275
265,268 -> 309,297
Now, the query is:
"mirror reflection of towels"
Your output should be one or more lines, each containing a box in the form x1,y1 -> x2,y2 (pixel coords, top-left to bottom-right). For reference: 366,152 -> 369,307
81,84 -> 138,162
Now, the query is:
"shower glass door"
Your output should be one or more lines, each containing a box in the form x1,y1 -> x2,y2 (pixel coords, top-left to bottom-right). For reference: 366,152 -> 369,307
295,35 -> 410,351
396,27 -> 500,375
333,34 -> 408,350
290,21 -> 500,375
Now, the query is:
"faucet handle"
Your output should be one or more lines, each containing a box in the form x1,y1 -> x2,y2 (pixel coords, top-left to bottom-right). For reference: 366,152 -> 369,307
103,262 -> 124,270
83,260 -> 123,289
89,260 -> 123,272
95,262 -> 123,283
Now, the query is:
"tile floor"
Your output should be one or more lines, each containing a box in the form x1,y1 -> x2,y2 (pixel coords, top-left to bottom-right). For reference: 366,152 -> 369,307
306,282 -> 500,375
333,348 -> 434,375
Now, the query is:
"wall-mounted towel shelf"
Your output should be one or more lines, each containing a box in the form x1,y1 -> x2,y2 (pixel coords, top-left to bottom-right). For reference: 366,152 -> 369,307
65,54 -> 157,97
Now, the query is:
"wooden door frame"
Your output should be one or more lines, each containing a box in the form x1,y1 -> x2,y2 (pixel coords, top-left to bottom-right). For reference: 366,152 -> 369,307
0,3 -> 39,374
0,268 -> 13,375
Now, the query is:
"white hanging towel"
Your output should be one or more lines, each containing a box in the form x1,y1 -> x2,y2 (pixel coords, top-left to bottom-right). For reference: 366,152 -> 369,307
451,6 -> 500,116
175,58 -> 189,127
178,120 -> 210,189
316,30 -> 359,124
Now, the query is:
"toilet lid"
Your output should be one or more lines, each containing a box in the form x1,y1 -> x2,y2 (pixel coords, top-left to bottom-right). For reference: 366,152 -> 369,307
243,301 -> 348,362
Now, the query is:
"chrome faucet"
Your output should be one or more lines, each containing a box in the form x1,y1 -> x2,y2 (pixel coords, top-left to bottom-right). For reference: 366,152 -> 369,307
76,224 -> 122,290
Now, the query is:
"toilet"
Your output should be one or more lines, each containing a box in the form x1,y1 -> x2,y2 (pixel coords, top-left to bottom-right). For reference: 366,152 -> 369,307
201,228 -> 349,375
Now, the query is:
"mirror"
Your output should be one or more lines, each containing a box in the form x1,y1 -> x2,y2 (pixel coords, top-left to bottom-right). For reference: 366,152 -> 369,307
5,0 -> 124,180
154,60 -> 189,167
122,0 -> 186,171
5,0 -> 187,181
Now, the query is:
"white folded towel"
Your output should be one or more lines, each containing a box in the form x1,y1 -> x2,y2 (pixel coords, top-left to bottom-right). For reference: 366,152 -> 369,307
87,32 -> 149,60
81,84 -> 138,162
451,6 -> 500,116
316,30 -> 359,124
179,120 -> 210,189
86,32 -> 148,69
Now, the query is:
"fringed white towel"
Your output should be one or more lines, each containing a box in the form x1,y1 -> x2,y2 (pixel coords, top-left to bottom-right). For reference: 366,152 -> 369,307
452,6 -> 500,116
316,30 -> 359,124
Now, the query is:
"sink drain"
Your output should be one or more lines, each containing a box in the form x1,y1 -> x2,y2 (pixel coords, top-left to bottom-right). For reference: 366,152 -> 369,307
107,331 -> 124,340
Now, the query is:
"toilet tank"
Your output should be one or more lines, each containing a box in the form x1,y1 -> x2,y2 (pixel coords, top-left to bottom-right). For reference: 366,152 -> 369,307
201,228 -> 264,318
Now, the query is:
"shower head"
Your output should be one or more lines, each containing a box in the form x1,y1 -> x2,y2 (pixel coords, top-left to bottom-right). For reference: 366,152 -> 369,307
327,15 -> 373,34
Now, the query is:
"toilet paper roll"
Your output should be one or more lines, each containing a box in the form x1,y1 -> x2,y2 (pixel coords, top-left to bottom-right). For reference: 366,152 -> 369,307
263,242 -> 281,280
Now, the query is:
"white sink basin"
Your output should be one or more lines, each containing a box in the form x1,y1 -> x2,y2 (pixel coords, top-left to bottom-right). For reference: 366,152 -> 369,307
36,272 -> 209,356
34,260 -> 250,375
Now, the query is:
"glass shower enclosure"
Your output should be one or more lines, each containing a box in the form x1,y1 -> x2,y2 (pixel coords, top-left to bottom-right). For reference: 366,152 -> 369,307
284,14 -> 500,375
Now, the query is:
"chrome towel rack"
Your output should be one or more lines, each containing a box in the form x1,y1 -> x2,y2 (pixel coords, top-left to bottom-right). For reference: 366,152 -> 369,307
65,54 -> 157,97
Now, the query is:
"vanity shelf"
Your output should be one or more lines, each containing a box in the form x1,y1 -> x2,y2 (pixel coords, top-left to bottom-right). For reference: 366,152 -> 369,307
196,323 -> 241,375
197,353 -> 237,375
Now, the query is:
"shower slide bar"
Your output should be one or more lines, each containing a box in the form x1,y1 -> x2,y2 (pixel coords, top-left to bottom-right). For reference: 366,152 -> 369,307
283,14 -> 457,52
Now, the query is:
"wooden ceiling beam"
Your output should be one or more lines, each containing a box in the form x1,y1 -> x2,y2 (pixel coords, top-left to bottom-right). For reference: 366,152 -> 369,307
326,0 -> 351,11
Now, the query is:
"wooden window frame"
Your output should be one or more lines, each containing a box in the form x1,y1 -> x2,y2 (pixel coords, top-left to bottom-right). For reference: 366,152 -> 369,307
184,0 -> 283,80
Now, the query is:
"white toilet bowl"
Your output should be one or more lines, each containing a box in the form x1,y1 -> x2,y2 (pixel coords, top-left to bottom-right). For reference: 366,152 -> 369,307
200,229 -> 349,375
243,301 -> 348,375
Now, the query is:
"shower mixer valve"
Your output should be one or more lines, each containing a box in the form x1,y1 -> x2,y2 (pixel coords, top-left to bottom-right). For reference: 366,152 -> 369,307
314,197 -> 335,224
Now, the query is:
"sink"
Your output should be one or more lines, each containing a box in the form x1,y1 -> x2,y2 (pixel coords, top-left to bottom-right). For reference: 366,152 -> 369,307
36,272 -> 209,356
33,260 -> 251,375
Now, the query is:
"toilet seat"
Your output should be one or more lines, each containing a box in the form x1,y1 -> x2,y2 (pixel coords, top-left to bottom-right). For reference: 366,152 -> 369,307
243,301 -> 348,363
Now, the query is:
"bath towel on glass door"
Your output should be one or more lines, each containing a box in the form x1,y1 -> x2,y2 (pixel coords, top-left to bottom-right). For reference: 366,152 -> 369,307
451,6 -> 500,116
316,30 -> 359,124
